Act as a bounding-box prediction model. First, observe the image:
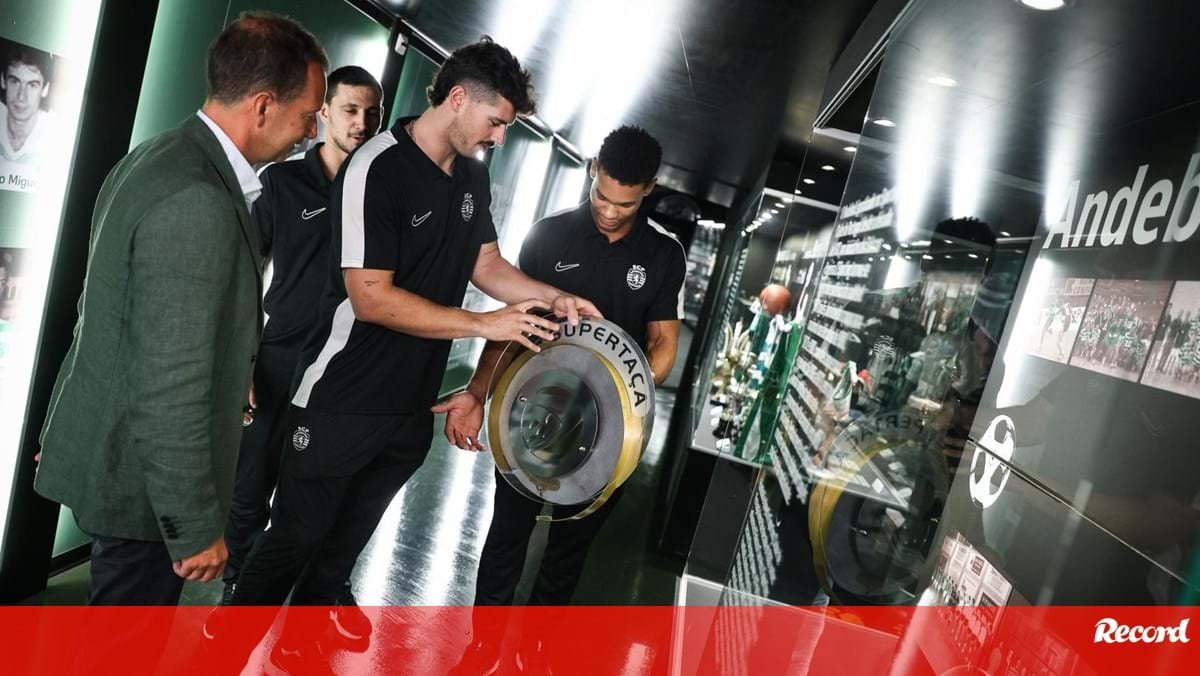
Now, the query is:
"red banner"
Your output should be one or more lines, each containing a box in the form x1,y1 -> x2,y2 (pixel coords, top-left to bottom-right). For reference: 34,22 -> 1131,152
1,605 -> 1197,674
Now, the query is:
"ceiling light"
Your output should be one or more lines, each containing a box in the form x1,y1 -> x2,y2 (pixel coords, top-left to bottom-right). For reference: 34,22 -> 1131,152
873,118 -> 896,128
794,189 -> 803,194
968,253 -> 979,259
1000,231 -> 1011,237
821,165 -> 835,171
881,243 -> 892,250
944,255 -> 953,259
843,146 -> 857,153
927,75 -> 958,87
922,254 -> 934,260
770,209 -> 779,214
1019,0 -> 1067,10
802,178 -> 815,185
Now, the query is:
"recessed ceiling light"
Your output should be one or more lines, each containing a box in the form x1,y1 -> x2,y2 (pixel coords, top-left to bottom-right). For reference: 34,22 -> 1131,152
821,165 -> 835,171
802,178 -> 815,185
770,209 -> 779,214
1019,0 -> 1067,10
794,189 -> 803,194
881,243 -> 892,250
873,118 -> 896,128
968,253 -> 980,259
1000,231 -> 1012,237
928,75 -> 958,87
944,255 -> 953,259
922,254 -> 934,260
843,146 -> 857,153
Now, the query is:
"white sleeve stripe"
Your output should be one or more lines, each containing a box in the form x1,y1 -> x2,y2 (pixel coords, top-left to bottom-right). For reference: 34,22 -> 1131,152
292,298 -> 356,407
647,218 -> 687,319
341,131 -> 398,268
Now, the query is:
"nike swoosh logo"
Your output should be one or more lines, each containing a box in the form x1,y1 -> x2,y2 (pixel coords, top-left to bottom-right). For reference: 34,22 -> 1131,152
300,207 -> 326,220
412,210 -> 432,227
555,262 -> 580,272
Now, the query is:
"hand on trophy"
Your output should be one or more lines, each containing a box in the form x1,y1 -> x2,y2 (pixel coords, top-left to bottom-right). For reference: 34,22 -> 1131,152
551,293 -> 604,326
432,391 -> 487,451
476,299 -> 561,351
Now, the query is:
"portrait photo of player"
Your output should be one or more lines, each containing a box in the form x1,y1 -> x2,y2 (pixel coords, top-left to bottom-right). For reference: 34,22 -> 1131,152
0,37 -> 62,192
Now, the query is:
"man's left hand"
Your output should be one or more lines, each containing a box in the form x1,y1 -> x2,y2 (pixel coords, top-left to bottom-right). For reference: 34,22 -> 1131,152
431,391 -> 487,451
551,294 -> 604,326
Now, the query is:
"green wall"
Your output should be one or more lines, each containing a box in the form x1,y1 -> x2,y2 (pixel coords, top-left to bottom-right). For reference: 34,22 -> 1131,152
388,49 -> 438,127
130,0 -> 390,148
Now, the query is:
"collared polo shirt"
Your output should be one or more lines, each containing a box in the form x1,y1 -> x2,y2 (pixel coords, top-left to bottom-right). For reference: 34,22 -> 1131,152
256,143 -> 334,348
292,117 -> 497,414
519,201 -> 686,350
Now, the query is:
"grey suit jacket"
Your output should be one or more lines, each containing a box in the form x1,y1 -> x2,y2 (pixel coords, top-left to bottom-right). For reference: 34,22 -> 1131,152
36,115 -> 262,560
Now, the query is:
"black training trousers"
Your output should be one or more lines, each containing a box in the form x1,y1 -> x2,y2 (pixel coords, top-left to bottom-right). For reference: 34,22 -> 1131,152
222,342 -> 296,585
231,407 -> 432,606
473,469 -> 623,606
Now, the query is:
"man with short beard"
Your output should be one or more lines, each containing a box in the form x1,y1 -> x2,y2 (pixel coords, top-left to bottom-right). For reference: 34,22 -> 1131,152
219,66 -> 385,625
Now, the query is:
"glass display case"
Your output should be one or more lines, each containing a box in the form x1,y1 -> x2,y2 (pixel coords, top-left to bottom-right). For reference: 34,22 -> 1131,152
688,189 -> 839,462
684,0 -> 1200,673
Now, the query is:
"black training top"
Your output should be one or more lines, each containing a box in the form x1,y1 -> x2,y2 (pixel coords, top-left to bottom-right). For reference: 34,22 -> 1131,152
255,144 -> 333,349
520,201 -> 686,350
292,117 -> 497,415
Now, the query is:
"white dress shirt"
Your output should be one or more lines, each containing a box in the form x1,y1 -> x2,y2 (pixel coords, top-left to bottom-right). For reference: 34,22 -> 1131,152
196,110 -> 263,211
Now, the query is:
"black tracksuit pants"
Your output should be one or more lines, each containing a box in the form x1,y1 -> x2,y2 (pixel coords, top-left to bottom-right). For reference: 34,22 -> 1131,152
230,407 -> 431,605
222,341 -> 295,586
474,469 -> 623,606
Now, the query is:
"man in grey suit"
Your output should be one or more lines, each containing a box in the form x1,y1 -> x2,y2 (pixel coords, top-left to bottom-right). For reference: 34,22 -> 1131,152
35,12 -> 328,606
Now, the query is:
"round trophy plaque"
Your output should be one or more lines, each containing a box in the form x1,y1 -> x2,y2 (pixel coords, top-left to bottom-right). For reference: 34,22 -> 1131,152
486,317 -> 655,520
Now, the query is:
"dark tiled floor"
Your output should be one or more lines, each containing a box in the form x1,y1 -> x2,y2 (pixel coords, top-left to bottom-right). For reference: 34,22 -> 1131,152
31,329 -> 692,607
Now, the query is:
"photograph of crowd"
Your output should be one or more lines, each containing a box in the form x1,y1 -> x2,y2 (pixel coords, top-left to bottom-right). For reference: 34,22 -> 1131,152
1068,279 -> 1172,382
1023,277 -> 1094,364
1140,281 -> 1200,400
